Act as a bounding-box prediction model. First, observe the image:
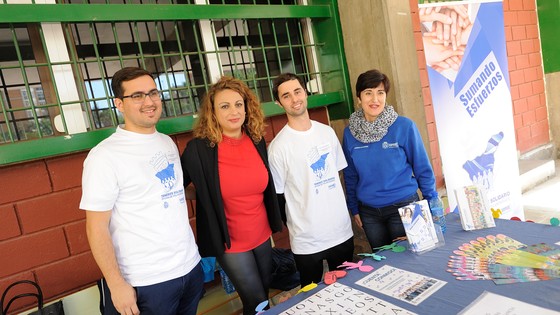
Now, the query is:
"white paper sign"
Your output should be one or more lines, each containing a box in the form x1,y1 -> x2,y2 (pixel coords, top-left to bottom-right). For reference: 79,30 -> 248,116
459,291 -> 560,315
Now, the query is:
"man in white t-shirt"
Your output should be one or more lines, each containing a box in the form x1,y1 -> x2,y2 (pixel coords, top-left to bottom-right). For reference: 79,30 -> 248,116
80,67 -> 203,315
268,73 -> 354,286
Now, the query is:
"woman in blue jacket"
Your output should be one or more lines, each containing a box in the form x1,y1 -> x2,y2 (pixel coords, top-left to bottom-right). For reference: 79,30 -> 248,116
342,69 -> 438,249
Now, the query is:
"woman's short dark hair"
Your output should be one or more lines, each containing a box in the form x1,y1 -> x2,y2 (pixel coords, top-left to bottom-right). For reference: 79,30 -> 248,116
111,67 -> 153,99
355,69 -> 391,99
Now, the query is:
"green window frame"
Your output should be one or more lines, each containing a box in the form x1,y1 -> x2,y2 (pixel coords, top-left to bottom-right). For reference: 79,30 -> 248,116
0,0 -> 351,165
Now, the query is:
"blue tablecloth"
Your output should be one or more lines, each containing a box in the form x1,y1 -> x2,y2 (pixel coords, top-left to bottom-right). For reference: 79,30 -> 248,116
265,213 -> 560,314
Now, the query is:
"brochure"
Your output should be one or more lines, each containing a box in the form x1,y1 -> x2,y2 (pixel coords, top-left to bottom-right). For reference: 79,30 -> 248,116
399,199 -> 443,253
454,185 -> 496,231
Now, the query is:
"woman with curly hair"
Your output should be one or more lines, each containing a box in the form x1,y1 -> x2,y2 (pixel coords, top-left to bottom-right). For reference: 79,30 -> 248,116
181,76 -> 283,314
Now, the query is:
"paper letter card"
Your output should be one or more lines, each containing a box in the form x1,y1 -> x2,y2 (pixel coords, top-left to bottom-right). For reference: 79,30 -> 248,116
398,199 -> 443,253
279,282 -> 417,315
454,185 -> 496,231
355,265 -> 447,306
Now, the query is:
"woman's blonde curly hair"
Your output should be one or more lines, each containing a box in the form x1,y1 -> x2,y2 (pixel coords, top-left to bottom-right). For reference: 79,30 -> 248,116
193,76 -> 265,145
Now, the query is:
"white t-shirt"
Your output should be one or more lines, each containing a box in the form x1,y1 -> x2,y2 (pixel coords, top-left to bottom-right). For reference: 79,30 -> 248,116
268,120 -> 353,255
80,126 -> 200,287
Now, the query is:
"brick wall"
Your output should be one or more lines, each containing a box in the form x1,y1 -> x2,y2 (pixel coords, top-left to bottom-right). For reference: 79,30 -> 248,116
0,154 -> 101,314
0,108 -> 328,314
503,0 -> 549,153
409,0 -> 548,176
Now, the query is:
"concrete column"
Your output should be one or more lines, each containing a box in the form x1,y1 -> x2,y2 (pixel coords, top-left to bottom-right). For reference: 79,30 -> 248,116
545,72 -> 560,156
336,0 -> 430,157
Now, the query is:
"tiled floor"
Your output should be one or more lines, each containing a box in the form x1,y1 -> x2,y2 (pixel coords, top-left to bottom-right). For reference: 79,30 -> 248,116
522,160 -> 560,225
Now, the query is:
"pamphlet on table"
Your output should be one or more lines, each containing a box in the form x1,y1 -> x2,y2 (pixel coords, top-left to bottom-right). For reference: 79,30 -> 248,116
398,199 -> 443,253
355,265 -> 447,306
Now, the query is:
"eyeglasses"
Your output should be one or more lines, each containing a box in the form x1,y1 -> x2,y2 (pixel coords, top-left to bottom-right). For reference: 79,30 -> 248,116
121,89 -> 161,104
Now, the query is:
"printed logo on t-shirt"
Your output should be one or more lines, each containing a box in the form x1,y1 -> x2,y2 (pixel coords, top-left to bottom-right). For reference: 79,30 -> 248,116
150,151 -> 178,192
156,163 -> 176,191
310,152 -> 329,179
307,143 -> 331,180
307,143 -> 338,194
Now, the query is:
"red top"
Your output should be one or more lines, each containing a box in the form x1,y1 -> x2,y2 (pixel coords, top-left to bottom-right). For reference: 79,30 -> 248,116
218,133 -> 271,252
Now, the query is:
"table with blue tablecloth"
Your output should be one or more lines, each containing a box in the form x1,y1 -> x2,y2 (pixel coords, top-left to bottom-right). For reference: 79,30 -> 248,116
264,213 -> 560,314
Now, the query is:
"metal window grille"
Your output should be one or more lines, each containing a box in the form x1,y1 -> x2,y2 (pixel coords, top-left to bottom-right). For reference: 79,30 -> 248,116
0,0 -> 351,165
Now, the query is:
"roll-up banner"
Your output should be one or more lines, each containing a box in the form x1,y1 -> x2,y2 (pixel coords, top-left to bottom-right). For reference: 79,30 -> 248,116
419,0 -> 523,219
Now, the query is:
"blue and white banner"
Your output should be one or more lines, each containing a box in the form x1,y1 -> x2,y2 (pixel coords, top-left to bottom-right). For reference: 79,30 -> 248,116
419,0 -> 523,219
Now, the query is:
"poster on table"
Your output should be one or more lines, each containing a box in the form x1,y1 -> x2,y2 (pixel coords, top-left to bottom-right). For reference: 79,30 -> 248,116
418,0 -> 523,218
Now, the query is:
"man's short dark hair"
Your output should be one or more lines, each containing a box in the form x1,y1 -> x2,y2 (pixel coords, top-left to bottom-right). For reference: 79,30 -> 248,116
272,73 -> 306,102
111,67 -> 153,99
355,69 -> 391,99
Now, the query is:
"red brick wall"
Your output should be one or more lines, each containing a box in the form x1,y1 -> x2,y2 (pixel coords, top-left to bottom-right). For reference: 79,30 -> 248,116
503,0 -> 548,152
0,108 -> 328,314
0,154 -> 101,314
409,0 -> 548,187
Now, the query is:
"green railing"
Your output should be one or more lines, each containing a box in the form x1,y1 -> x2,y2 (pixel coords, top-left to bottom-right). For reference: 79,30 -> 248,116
0,0 -> 352,165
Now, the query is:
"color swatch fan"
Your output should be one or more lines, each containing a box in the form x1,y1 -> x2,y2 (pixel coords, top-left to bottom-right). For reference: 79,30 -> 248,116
447,234 -> 560,284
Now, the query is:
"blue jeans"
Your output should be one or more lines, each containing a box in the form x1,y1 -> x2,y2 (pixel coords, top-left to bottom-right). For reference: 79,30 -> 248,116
359,193 -> 419,249
100,262 -> 204,315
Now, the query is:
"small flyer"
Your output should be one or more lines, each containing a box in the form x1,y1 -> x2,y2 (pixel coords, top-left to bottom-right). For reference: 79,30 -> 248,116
454,185 -> 496,231
278,282 -> 417,315
458,291 -> 560,315
355,265 -> 447,306
398,199 -> 441,253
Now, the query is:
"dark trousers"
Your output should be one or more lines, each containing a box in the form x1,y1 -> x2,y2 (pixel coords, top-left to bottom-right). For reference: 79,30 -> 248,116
100,262 -> 204,315
216,238 -> 272,315
293,236 -> 354,286
360,193 -> 420,249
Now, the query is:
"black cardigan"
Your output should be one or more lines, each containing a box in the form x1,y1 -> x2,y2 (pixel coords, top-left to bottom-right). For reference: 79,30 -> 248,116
180,136 -> 283,257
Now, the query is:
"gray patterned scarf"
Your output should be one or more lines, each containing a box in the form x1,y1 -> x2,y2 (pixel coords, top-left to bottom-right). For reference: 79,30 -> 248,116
348,105 -> 398,143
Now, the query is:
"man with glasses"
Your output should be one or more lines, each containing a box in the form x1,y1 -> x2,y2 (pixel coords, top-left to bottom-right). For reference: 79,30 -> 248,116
80,67 -> 203,315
